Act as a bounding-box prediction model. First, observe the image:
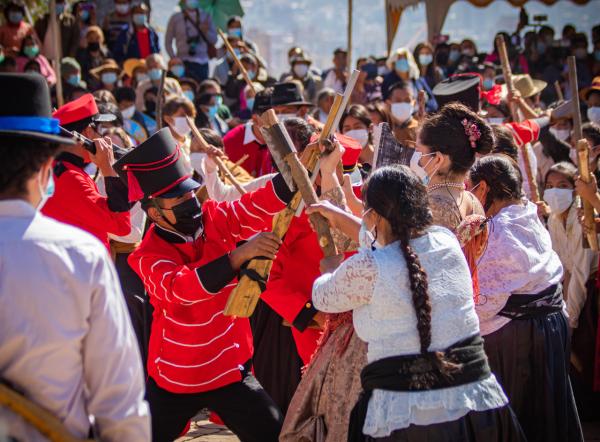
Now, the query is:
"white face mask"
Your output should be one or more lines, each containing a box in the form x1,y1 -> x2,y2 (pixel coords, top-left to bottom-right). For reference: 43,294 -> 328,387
409,151 -> 436,185
358,218 -> 382,250
587,106 -> 600,125
318,110 -> 328,124
293,63 -> 309,78
172,116 -> 191,137
487,117 -> 504,125
391,102 -> 413,123
549,127 -> 571,142
543,188 -> 573,214
345,128 -> 369,148
37,168 -> 55,210
277,113 -> 297,122
121,105 -> 135,120
189,151 -> 208,175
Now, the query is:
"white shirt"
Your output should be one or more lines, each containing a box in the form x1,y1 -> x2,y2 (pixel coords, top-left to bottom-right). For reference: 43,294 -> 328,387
243,121 -> 258,145
313,226 -> 507,437
476,200 -> 564,336
547,199 -> 598,328
0,200 -> 150,441
322,69 -> 345,94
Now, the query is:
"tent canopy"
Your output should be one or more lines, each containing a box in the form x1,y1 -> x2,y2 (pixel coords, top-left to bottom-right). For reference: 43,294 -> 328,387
385,0 -> 591,55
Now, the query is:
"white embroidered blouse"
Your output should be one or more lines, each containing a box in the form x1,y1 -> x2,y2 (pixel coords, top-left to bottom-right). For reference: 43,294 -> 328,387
476,200 -> 564,336
312,226 -> 507,438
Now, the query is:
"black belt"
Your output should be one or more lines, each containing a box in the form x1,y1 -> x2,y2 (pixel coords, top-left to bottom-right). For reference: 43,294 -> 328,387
347,334 -> 490,442
498,283 -> 563,320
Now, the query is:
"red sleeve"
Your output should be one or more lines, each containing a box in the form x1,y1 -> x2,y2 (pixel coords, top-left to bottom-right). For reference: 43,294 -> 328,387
505,120 -> 540,147
210,174 -> 293,242
55,170 -> 131,236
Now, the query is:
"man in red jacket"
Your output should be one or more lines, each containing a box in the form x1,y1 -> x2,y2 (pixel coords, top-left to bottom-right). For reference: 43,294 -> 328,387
117,128 -> 294,442
42,93 -> 131,249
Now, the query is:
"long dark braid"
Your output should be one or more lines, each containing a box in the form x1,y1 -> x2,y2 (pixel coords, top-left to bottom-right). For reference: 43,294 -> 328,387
364,166 -> 461,376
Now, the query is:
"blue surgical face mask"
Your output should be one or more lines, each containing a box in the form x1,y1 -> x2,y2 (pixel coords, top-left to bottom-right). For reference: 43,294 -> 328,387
395,58 -> 409,73
228,28 -> 242,39
183,90 -> 195,102
483,78 -> 494,91
247,70 -> 256,81
149,68 -> 162,81
37,169 -> 55,209
409,151 -> 436,186
208,104 -> 219,119
246,97 -> 255,110
418,53 -> 433,66
79,9 -> 90,21
171,64 -> 185,78
8,11 -> 23,24
67,73 -> 81,86
132,13 -> 147,26
449,49 -> 460,63
56,3 -> 65,15
102,72 -> 117,84
24,45 -> 39,59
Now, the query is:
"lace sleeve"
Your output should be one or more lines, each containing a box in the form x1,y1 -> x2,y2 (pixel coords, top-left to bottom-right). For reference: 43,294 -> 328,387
428,194 -> 462,232
320,185 -> 359,252
312,250 -> 378,313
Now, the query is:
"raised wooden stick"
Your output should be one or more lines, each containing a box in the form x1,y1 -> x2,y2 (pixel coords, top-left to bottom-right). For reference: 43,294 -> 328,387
554,80 -> 564,102
155,70 -> 167,129
217,29 -> 256,95
496,34 -> 540,203
568,56 -> 598,250
186,116 -> 247,195
50,0 -> 64,107
232,154 -> 250,169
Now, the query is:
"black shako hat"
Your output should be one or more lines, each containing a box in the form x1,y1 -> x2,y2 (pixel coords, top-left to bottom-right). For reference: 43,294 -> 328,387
0,73 -> 75,144
271,82 -> 313,107
432,74 -> 481,112
114,128 -> 200,202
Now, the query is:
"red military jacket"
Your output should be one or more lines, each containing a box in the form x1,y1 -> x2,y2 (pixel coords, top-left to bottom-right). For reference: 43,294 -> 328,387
223,122 -> 274,177
128,175 -> 292,394
42,152 -> 131,249
261,213 -> 324,365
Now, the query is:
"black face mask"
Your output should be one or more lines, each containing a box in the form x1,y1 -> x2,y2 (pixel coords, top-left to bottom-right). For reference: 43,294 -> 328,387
145,100 -> 156,113
171,196 -> 203,237
155,196 -> 203,237
88,42 -> 100,52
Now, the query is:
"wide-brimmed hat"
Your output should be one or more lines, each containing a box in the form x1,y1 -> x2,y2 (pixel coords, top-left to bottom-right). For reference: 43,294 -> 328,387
114,128 -> 200,202
291,53 -> 312,65
123,58 -> 146,78
0,73 -> 75,144
580,76 -> 600,101
90,59 -> 120,79
271,82 -> 313,107
433,74 -> 481,112
512,74 -> 547,98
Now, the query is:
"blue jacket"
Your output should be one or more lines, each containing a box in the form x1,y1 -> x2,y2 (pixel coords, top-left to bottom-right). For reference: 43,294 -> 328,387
113,25 -> 160,63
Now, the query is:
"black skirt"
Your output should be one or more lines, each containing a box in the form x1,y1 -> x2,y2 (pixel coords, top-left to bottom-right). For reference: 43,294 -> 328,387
365,406 -> 526,441
250,299 -> 303,415
484,311 -> 584,442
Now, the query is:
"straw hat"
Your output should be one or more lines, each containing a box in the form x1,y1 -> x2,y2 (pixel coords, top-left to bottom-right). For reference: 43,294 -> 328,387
512,74 -> 547,98
123,58 -> 146,78
89,59 -> 120,79
580,76 -> 600,101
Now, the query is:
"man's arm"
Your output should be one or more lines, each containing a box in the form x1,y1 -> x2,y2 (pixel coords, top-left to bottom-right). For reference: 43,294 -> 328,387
83,251 -> 150,441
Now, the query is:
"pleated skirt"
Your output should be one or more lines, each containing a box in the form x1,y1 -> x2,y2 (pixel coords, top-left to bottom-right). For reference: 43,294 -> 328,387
483,311 -> 584,442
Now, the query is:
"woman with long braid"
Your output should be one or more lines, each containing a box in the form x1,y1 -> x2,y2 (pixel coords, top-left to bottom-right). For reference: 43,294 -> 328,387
307,166 -> 524,441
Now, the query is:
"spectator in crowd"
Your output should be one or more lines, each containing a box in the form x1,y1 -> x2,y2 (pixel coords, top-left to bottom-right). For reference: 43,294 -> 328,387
226,16 -> 259,56
89,58 -> 120,92
414,42 -> 444,89
35,0 -> 80,59
123,57 -> 148,89
113,3 -> 159,63
283,53 -> 320,103
135,53 -> 182,112
311,87 -> 335,124
582,77 -> 600,125
322,47 -> 348,94
340,104 -> 375,167
386,80 -> 419,145
485,31 -> 529,74
115,85 -> 156,138
179,76 -> 199,104
16,35 -> 56,86
60,57 -> 86,100
102,0 -> 132,53
76,26 -> 111,88
73,1 -> 97,46
168,56 -> 186,80
0,1 -> 37,58
196,80 -> 230,137
165,0 -> 217,83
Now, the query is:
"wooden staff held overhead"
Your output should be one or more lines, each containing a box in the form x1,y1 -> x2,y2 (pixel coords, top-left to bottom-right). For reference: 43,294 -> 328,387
568,56 -> 599,250
496,34 -> 540,203
185,115 -> 247,196
217,29 -> 256,95
49,0 -> 64,107
155,70 -> 167,129
554,80 -> 564,102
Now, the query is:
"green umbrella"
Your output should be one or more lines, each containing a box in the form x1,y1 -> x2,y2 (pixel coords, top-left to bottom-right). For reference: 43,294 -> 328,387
198,0 -> 244,31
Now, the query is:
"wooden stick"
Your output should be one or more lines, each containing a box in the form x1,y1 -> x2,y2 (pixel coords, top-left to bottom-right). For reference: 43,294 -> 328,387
319,94 -> 344,143
155,70 -> 167,129
554,80 -> 564,102
186,116 -> 247,195
577,139 -> 599,251
347,0 -> 353,78
232,154 -> 250,169
0,383 -> 93,442
417,89 -> 426,120
217,29 -> 256,95
50,0 -> 64,107
331,69 -> 361,132
568,56 -> 598,250
496,34 -> 540,203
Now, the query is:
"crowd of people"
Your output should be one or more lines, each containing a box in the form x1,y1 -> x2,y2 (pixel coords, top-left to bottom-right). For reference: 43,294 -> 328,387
1,0 -> 600,441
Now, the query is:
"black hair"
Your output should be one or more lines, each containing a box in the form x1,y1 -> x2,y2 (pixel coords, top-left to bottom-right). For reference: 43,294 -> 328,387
469,155 -> 523,212
339,104 -> 372,132
0,137 -> 60,197
366,101 -> 391,125
199,128 -> 224,148
419,103 -> 494,174
387,80 -> 412,99
491,124 -> 518,162
283,117 -> 315,154
545,161 -> 577,187
114,86 -> 136,103
363,165 -> 460,377
583,122 -> 600,146
24,59 -> 41,72
227,16 -> 242,27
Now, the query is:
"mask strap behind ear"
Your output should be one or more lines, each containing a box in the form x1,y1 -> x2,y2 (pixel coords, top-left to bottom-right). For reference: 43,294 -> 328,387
151,198 -> 178,231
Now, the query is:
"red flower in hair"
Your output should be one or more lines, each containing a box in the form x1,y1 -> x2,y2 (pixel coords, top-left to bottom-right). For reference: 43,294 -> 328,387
462,118 -> 481,149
